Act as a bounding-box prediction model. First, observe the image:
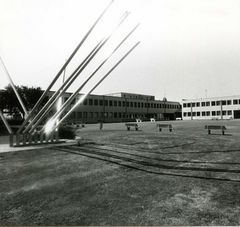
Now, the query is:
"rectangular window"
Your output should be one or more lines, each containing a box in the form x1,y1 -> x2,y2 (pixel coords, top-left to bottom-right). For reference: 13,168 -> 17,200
183,103 -> 187,108
212,111 -> 216,116
197,112 -> 200,116
126,102 -> 129,107
134,102 -> 137,107
187,112 -> 191,117
192,112 -> 196,116
83,99 -> 87,105
222,110 -> 226,115
201,102 -> 205,107
83,112 -> 88,118
114,101 -> 117,107
109,100 -> 113,106
222,100 -> 226,105
89,99 -> 93,105
206,102 -> 210,106
118,101 -> 122,107
192,103 -> 196,107
114,112 -> 118,118
227,110 -> 232,115
216,101 -> 221,106
196,102 -> 200,107
77,112 -> 82,118
183,112 -> 187,117
233,99 -> 238,105
227,100 -> 232,105
123,101 -> 125,107
130,102 -> 133,107
202,112 -> 206,116
99,100 -> 103,106
211,101 -> 216,106
94,99 -> 98,106
217,111 -> 220,115
104,100 -> 108,106
187,103 -> 191,107
206,111 -> 210,116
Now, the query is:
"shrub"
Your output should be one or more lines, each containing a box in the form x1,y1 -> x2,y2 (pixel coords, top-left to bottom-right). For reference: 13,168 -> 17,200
58,126 -> 76,139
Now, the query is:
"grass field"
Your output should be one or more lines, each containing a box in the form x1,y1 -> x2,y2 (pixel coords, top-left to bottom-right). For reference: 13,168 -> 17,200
1,120 -> 240,225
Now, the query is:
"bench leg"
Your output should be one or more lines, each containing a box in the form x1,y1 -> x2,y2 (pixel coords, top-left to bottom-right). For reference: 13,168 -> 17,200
208,129 -> 211,134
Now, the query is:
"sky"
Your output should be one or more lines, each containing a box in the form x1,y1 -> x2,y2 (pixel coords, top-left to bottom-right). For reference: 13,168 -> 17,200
0,0 -> 240,102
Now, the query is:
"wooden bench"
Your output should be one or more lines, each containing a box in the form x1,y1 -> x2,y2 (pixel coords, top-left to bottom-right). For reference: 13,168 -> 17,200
156,124 -> 173,132
125,123 -> 139,131
205,125 -> 226,135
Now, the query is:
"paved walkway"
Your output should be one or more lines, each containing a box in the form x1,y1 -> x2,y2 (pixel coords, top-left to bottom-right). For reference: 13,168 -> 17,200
0,136 -> 76,153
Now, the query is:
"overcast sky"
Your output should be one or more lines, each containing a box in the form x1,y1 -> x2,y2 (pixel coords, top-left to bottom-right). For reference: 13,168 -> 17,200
0,0 -> 240,102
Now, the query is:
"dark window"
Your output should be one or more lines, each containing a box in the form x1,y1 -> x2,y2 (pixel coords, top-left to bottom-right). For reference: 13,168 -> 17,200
227,110 -> 232,115
77,112 -> 82,118
192,103 -> 195,107
104,100 -> 108,106
114,101 -> 117,107
134,102 -> 137,107
217,111 -> 220,115
83,99 -> 87,105
233,99 -> 238,105
130,102 -> 133,107
114,112 -> 118,118
183,103 -> 187,108
83,112 -> 87,118
154,103 -> 156,108
206,102 -> 210,106
123,101 -> 125,107
99,100 -> 103,106
197,112 -> 200,116
216,101 -> 221,106
94,99 -> 98,106
222,110 -> 226,115
211,101 -> 216,106
187,112 -> 191,117
202,112 -> 206,116
206,111 -> 210,116
212,111 -> 216,116
222,100 -> 226,105
201,102 -> 205,107
118,101 -> 122,107
109,100 -> 113,106
89,99 -> 93,105
184,112 -> 187,117
196,102 -> 200,107
227,100 -> 231,105
187,103 -> 191,107
126,102 -> 129,107
192,112 -> 196,116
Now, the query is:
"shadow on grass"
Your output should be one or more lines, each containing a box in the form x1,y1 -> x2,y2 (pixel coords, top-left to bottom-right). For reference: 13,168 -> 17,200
53,146 -> 240,183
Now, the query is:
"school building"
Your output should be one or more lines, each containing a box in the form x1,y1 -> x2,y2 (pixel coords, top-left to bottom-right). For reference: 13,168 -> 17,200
182,95 -> 240,120
54,92 -> 182,123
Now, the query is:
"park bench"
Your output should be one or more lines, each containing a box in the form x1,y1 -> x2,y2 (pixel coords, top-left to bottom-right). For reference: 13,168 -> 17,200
125,123 -> 139,131
205,125 -> 226,135
156,124 -> 173,132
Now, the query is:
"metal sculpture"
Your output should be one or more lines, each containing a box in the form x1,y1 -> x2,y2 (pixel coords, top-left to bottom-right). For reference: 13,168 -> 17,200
0,1 -> 140,147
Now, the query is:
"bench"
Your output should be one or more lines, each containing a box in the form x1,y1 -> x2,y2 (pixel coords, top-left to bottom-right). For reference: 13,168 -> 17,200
125,123 -> 139,131
205,125 -> 226,135
156,124 -> 173,132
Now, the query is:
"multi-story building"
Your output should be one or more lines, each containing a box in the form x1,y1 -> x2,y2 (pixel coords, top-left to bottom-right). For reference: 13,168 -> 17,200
51,92 -> 181,123
182,95 -> 240,120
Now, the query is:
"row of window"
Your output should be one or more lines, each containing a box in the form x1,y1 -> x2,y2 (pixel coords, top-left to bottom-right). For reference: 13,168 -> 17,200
65,97 -> 180,109
69,111 -> 150,119
183,99 -> 240,108
183,110 -> 232,117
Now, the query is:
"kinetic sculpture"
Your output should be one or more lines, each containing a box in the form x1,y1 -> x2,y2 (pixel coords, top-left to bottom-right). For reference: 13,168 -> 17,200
0,1 -> 140,147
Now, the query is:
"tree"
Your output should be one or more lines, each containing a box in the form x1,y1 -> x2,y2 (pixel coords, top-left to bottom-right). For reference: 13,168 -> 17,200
0,84 -> 48,118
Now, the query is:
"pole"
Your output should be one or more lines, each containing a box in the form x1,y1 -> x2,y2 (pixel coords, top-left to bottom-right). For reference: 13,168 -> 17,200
0,57 -> 28,117
27,12 -> 130,134
44,24 -> 140,126
17,0 -> 114,133
45,41 -> 140,136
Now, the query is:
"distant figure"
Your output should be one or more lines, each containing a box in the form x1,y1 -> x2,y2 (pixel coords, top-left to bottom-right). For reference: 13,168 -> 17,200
99,121 -> 103,130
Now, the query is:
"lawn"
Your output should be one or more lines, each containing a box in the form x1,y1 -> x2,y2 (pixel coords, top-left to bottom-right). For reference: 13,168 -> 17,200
1,120 -> 240,225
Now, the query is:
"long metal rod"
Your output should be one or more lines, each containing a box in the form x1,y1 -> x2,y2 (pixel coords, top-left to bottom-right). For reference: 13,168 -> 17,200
27,12 -> 130,134
24,40 -> 103,134
45,41 -> 140,136
0,57 -> 28,117
17,0 -> 114,133
46,24 -> 140,125
0,109 -> 13,134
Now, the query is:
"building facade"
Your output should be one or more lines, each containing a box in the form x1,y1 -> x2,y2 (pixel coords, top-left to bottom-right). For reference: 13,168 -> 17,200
182,95 -> 240,120
51,92 -> 181,123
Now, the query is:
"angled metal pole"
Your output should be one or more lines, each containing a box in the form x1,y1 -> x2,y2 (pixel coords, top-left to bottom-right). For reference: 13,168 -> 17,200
18,0 -> 114,133
46,24 -> 140,125
27,12 -> 130,134
45,41 -> 140,135
0,109 -> 13,134
0,57 -> 28,117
